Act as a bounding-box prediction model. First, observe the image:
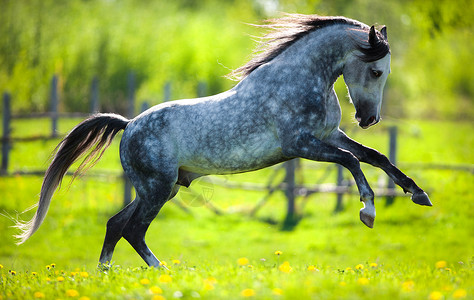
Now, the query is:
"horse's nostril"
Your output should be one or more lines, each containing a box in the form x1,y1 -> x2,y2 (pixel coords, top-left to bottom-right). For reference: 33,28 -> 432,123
368,116 -> 376,124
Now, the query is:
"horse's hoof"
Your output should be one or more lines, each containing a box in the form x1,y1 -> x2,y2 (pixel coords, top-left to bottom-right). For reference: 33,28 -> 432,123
411,191 -> 432,206
360,209 -> 375,228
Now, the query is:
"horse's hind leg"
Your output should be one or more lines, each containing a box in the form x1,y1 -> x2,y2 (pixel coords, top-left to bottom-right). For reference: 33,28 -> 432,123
99,199 -> 139,265
120,182 -> 179,267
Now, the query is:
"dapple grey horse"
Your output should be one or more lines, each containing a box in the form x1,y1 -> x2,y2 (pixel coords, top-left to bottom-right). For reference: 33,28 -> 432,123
15,14 -> 432,267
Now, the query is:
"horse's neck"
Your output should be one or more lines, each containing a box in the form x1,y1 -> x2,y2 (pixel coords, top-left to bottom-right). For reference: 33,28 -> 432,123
259,25 -> 356,92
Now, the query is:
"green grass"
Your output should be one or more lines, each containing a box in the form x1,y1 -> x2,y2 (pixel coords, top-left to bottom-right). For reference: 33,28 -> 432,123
0,119 -> 473,299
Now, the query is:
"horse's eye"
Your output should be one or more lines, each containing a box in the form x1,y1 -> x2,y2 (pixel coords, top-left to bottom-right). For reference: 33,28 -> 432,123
371,69 -> 382,78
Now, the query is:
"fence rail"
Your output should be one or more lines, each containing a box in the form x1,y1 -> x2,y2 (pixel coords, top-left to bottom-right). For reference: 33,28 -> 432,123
2,74 -> 473,226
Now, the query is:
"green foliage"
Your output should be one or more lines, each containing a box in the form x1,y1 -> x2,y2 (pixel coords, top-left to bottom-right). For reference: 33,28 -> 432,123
0,0 -> 472,119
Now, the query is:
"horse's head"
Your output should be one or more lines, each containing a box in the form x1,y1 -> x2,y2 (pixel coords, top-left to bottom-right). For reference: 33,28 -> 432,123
343,26 -> 390,129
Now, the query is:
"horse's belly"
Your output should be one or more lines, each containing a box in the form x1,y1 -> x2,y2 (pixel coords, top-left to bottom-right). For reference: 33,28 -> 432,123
180,141 -> 285,175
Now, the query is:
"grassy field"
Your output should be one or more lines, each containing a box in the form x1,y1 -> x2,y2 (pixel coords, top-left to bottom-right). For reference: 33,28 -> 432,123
0,118 -> 473,299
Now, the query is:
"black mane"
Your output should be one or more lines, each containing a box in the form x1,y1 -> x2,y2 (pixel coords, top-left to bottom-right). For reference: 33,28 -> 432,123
229,14 -> 390,80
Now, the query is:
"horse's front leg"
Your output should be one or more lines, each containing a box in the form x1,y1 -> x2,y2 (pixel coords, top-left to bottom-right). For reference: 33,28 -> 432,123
281,131 -> 376,227
331,129 -> 432,206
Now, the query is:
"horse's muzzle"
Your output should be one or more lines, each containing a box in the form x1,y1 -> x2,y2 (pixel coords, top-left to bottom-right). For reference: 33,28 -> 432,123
356,115 -> 379,129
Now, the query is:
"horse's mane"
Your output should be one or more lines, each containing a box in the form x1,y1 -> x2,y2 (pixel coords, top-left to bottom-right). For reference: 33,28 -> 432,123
228,14 -> 389,80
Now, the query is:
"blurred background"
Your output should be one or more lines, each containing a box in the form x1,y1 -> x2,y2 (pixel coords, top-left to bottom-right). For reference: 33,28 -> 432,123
0,0 -> 472,121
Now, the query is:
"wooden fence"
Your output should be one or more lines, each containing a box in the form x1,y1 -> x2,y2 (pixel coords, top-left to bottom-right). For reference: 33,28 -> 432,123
2,74 -> 472,227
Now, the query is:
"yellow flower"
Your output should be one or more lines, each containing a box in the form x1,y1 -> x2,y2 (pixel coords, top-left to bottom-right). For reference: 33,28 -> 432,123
57,276 -> 65,282
247,264 -> 254,269
80,272 -> 89,278
172,259 -> 181,265
159,274 -> 172,283
272,288 -> 283,296
149,286 -> 163,294
307,265 -> 318,272
428,291 -> 443,300
34,292 -> 45,298
345,267 -> 353,272
241,288 -> 255,297
357,277 -> 370,285
370,262 -> 378,268
32,272 -> 38,276
401,280 -> 415,292
140,278 -> 151,285
278,261 -> 293,273
274,250 -> 283,256
0,264 -> 3,269
79,297 -> 91,300
159,261 -> 168,267
355,264 -> 364,270
435,261 -> 447,269
50,263 -> 56,268
453,289 -> 467,299
9,270 -> 16,275
339,281 -> 347,287
66,289 -> 79,297
152,296 -> 166,300
203,281 -> 215,291
237,257 -> 249,266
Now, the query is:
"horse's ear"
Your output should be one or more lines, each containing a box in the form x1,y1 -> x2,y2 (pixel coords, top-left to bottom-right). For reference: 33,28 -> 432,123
368,25 -> 377,46
380,26 -> 388,40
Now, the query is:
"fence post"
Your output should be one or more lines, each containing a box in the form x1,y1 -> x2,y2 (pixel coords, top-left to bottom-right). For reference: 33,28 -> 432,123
282,159 -> 297,230
385,126 -> 398,206
1,92 -> 11,175
123,72 -> 136,206
197,81 -> 207,98
90,76 -> 99,113
334,164 -> 344,212
50,75 -> 59,137
163,81 -> 171,102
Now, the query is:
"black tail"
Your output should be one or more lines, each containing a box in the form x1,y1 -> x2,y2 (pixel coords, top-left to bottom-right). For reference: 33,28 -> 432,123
14,113 -> 129,244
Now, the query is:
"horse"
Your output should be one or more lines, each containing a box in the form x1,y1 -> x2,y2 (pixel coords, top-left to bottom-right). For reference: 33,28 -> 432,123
14,14 -> 432,267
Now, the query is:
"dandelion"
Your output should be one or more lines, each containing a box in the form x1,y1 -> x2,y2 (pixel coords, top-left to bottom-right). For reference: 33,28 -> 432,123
152,296 -> 166,300
159,261 -> 168,267
203,281 -> 215,291
355,264 -> 364,270
370,262 -> 378,268
80,272 -> 89,278
46,265 -> 51,270
272,288 -> 283,296
401,280 -> 415,292
50,263 -> 56,268
149,286 -> 163,294
435,261 -> 447,269
237,257 -> 249,266
241,288 -> 255,297
9,270 -> 16,275
79,297 -> 91,300
278,261 -> 293,273
247,265 -> 254,269
66,289 -> 79,297
357,277 -> 370,285
57,276 -> 65,282
34,292 -> 45,298
0,264 -> 3,269
428,291 -> 443,300
158,274 -> 172,283
32,272 -> 38,276
140,278 -> 151,285
453,289 -> 467,299
172,259 -> 181,265
307,265 -> 319,272
274,250 -> 283,256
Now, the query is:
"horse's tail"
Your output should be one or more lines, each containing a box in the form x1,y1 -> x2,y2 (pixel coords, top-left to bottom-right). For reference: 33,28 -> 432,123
14,113 -> 130,245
